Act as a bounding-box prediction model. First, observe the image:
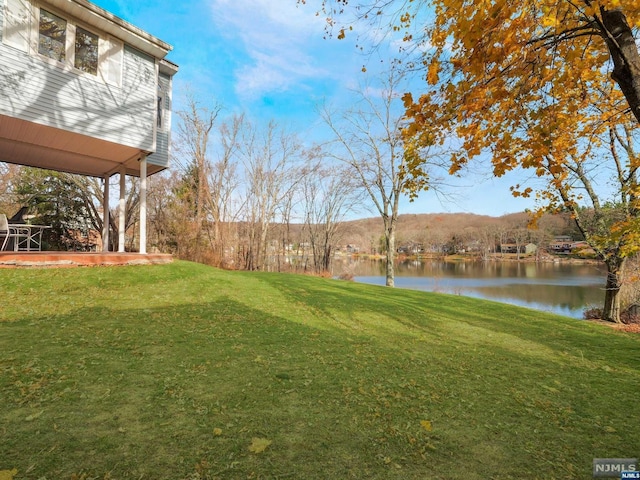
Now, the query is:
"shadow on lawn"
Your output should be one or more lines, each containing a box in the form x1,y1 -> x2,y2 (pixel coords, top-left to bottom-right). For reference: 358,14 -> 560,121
3,277 -> 639,479
256,272 -> 640,372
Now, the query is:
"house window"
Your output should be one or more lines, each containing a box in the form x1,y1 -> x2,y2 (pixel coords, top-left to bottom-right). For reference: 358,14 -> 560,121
157,95 -> 163,128
36,8 -> 102,77
38,9 -> 67,63
74,27 -> 99,75
4,2 -> 123,86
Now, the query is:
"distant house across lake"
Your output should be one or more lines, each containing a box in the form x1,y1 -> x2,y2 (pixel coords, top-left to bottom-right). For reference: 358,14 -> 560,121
498,243 -> 537,255
548,236 -> 576,254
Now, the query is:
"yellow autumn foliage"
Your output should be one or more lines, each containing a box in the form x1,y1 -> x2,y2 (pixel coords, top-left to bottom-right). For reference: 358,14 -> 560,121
319,0 -> 640,320
248,437 -> 272,453
0,469 -> 18,480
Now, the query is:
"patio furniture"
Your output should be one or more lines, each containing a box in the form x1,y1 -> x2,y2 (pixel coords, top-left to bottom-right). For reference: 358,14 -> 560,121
13,224 -> 50,251
0,214 -> 29,251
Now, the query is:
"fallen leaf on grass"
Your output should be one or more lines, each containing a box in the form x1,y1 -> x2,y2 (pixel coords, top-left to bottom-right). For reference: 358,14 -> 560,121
248,437 -> 272,453
0,469 -> 18,480
25,410 -> 44,422
213,428 -> 223,436
420,420 -> 432,432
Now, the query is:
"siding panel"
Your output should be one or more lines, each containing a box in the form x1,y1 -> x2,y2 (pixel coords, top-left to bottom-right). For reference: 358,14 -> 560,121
0,40 -> 156,151
0,0 -> 5,42
147,71 -> 170,168
3,0 -> 30,52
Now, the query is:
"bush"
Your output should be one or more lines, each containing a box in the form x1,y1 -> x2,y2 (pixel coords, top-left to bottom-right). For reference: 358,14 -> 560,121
582,305 -> 640,324
583,307 -> 603,320
337,272 -> 354,281
621,306 -> 640,325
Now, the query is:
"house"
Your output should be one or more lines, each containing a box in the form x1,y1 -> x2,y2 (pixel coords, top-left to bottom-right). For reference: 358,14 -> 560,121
0,0 -> 178,253
463,240 -> 483,253
499,243 -> 538,255
397,242 -> 424,255
549,236 -> 574,254
499,243 -> 519,254
345,244 -> 359,254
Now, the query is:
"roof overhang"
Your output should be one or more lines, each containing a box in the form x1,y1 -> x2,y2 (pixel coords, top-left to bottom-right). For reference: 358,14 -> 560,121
44,0 -> 174,61
159,58 -> 179,76
0,114 -> 165,178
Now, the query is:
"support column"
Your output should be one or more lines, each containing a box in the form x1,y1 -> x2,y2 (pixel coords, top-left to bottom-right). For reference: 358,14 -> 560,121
118,167 -> 126,252
140,156 -> 147,254
102,175 -> 110,252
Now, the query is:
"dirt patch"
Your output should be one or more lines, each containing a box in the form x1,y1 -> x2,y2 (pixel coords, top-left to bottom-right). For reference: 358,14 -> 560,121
589,319 -> 640,334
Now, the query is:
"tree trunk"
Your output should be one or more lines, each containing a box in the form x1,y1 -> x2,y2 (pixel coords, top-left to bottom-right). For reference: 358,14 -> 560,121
322,244 -> 332,272
385,221 -> 396,287
602,256 -> 626,323
601,8 -> 640,125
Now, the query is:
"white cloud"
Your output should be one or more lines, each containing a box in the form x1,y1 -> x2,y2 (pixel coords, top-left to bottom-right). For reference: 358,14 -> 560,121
208,0 -> 360,99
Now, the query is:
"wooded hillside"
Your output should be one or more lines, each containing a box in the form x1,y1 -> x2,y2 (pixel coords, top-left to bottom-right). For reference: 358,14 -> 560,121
336,211 -> 581,255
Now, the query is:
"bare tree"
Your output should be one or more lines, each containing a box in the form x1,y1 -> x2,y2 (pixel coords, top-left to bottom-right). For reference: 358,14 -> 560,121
0,163 -> 22,215
208,114 -> 242,266
238,120 -> 304,271
508,221 -> 530,261
147,172 -> 177,253
273,173 -> 299,273
300,153 -> 362,274
69,174 -> 138,252
174,95 -> 221,262
474,226 -> 498,261
321,70 -> 434,286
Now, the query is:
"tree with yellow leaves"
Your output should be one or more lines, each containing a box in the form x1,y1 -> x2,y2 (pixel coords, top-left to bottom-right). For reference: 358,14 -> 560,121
310,0 -> 640,323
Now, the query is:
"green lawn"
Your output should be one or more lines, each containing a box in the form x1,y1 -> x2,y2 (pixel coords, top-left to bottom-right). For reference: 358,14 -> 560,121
1,261 -> 638,479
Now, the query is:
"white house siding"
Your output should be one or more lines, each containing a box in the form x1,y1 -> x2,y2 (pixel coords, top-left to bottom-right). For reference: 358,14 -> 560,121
0,1 -> 4,42
120,45 -> 157,151
146,70 -> 171,168
0,33 -> 157,154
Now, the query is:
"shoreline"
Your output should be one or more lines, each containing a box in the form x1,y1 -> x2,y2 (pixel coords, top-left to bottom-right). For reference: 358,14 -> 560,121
341,251 -> 603,265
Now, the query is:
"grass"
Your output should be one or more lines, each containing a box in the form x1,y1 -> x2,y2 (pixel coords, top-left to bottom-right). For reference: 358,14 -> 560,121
0,260 -> 639,479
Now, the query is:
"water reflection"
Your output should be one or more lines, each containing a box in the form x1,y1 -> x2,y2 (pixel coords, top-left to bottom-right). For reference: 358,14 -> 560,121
337,258 -> 605,319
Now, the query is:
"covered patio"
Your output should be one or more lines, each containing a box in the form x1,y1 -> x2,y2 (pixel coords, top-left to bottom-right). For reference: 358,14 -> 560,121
0,117 -> 160,257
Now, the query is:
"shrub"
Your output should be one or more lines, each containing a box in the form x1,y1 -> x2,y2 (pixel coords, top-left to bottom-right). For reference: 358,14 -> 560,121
338,272 -> 354,281
583,305 -> 639,324
621,306 -> 640,325
583,306 -> 603,320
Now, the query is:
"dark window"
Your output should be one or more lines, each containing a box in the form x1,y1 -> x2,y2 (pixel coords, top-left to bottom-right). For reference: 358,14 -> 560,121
38,9 -> 66,62
157,95 -> 164,128
75,27 -> 99,75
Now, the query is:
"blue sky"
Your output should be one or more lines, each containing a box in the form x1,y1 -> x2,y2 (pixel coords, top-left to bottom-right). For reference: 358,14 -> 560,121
90,0 -> 537,217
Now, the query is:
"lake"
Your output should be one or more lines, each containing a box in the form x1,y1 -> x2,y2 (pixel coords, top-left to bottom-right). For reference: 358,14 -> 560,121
335,258 -> 606,319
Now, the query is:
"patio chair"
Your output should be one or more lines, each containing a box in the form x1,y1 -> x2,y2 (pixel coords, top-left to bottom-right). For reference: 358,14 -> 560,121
0,213 -> 29,251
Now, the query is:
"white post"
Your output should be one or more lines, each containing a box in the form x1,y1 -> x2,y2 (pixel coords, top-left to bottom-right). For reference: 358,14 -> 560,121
102,175 -> 110,252
118,167 -> 126,252
140,156 -> 147,254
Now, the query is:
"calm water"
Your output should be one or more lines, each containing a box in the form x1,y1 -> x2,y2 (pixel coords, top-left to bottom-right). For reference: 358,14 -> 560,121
336,258 -> 606,319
